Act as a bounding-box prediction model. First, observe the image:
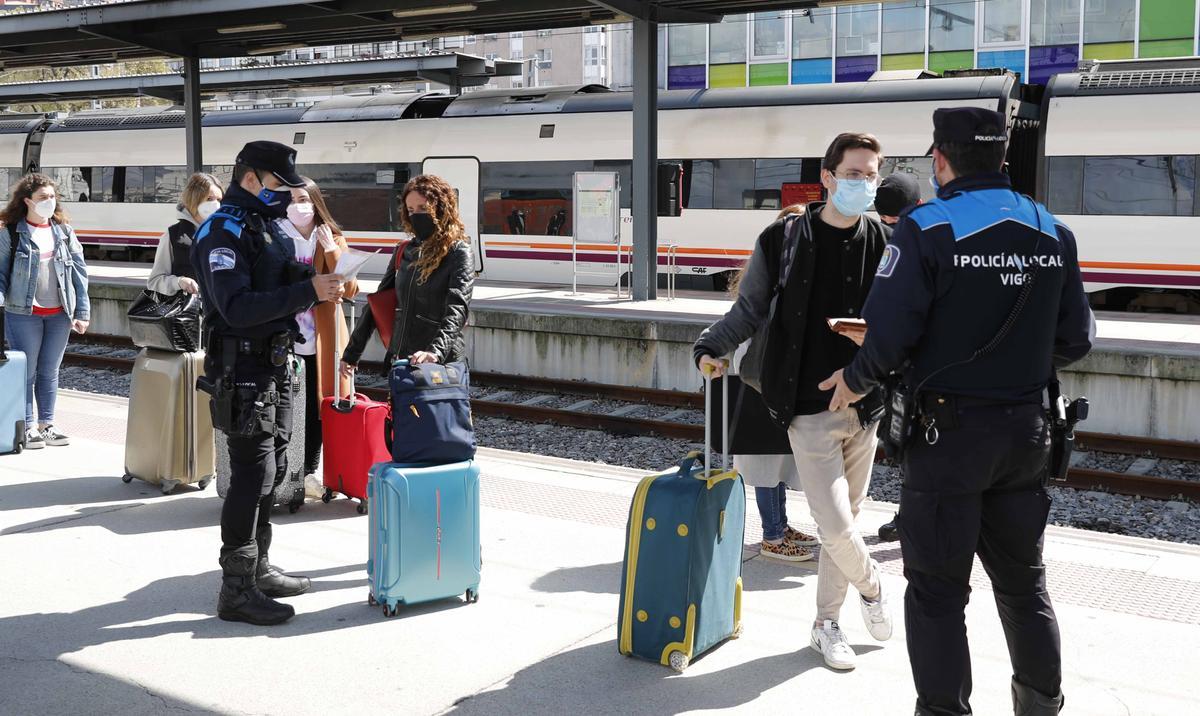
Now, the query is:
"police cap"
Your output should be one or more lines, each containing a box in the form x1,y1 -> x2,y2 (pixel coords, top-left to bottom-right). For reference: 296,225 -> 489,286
874,172 -> 922,217
234,140 -> 305,187
928,107 -> 1007,154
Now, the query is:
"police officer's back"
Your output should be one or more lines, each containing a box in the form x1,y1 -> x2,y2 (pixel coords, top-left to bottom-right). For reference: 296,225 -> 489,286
828,108 -> 1093,715
192,141 -> 344,626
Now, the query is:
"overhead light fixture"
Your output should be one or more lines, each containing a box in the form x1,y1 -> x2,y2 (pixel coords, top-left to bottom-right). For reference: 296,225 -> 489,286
249,43 -> 305,55
393,3 -> 477,19
217,22 -> 286,35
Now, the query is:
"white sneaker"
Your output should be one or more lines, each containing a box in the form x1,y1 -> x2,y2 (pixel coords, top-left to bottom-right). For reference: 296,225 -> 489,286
24,429 -> 45,450
303,473 -> 325,500
39,425 -> 70,446
810,619 -> 856,670
860,562 -> 893,641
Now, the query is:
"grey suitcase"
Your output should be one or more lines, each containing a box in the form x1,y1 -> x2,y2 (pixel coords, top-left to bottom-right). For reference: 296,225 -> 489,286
215,358 -> 307,513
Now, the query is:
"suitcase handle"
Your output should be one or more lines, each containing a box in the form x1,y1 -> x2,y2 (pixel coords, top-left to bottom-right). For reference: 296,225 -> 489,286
334,301 -> 357,409
701,360 -> 730,477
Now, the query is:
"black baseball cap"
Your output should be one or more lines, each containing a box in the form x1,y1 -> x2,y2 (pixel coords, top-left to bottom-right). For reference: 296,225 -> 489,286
234,140 -> 305,187
874,172 -> 922,217
927,107 -> 1007,155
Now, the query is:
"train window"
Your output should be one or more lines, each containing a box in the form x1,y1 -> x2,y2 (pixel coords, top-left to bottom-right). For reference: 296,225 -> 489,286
752,159 -> 805,210
592,160 -> 632,209
1046,157 -> 1083,215
0,168 -> 11,199
1083,155 -> 1196,217
124,167 -> 144,203
481,160 -> 591,235
156,167 -> 189,204
881,157 -> 936,204
682,159 -> 715,209
297,163 -> 418,232
713,159 -> 755,210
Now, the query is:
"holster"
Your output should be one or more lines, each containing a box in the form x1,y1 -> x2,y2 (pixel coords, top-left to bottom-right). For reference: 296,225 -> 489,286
851,386 -> 886,430
877,377 -> 919,460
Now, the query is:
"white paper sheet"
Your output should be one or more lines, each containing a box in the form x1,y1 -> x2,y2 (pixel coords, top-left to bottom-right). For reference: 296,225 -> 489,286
333,247 -> 375,281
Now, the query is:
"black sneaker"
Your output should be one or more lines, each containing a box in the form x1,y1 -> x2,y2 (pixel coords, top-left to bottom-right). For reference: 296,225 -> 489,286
39,425 -> 70,446
878,515 -> 899,542
24,429 -> 45,450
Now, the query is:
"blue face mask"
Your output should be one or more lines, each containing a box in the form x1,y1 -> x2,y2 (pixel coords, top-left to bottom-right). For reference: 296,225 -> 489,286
929,174 -> 941,193
831,177 -> 877,217
255,173 -> 292,216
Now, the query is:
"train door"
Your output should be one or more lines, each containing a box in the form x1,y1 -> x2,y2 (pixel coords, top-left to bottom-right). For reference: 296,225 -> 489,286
422,156 -> 483,273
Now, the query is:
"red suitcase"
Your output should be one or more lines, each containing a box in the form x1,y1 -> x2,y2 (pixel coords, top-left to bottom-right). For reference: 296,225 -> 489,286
320,303 -> 392,514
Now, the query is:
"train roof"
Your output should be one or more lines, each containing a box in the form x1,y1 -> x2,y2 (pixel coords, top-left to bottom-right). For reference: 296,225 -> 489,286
1047,58 -> 1200,99
43,73 -> 1020,132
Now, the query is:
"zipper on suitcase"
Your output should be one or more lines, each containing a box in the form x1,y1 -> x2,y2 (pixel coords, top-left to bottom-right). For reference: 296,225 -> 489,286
619,473 -> 659,655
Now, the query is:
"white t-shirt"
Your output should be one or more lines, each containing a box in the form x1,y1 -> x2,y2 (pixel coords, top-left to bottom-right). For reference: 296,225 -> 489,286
279,219 -> 319,356
30,223 -> 61,309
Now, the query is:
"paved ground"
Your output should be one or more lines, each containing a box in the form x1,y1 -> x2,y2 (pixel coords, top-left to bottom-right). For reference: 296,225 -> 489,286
2,390 -> 1199,715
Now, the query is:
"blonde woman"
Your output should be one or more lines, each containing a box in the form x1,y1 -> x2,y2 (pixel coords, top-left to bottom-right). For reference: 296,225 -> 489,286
147,172 -> 222,296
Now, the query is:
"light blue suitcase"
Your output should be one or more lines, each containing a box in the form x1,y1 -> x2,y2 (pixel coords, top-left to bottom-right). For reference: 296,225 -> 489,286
618,369 -> 746,671
367,461 -> 482,617
0,314 -> 28,455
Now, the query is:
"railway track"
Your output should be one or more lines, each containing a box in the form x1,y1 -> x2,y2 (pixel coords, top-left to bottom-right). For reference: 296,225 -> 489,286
62,339 -> 1200,502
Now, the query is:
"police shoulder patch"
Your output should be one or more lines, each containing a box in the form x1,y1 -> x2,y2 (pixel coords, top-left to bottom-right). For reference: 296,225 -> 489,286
208,247 -> 236,272
876,243 -> 901,278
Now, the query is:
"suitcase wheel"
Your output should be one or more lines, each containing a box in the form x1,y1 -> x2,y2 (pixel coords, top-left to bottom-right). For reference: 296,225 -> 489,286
288,502 -> 301,514
367,592 -> 377,607
465,589 -> 479,604
668,651 -> 690,673
121,474 -> 134,484
356,500 -> 368,516
382,603 -> 399,618
161,479 -> 180,495
731,623 -> 744,639
321,488 -> 333,504
197,477 -> 212,491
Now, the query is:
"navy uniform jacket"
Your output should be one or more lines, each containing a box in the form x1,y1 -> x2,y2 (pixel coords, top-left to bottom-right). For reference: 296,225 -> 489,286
190,184 -> 317,355
843,172 -> 1094,402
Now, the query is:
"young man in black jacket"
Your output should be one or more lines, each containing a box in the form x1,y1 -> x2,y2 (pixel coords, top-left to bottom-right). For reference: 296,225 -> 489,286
694,133 -> 892,671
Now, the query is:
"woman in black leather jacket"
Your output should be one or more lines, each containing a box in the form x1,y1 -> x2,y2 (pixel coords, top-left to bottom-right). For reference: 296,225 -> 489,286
341,174 -> 474,373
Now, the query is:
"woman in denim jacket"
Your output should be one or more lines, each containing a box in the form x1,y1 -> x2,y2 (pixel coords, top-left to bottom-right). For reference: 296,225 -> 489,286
0,173 -> 90,449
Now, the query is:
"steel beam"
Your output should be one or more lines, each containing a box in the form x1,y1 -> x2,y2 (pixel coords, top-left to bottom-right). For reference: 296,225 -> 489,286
631,17 -> 658,301
183,55 -> 203,173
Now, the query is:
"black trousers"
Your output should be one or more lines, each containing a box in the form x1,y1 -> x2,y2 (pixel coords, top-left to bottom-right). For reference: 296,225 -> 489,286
299,353 -> 323,476
220,364 -> 294,554
898,402 -> 1061,716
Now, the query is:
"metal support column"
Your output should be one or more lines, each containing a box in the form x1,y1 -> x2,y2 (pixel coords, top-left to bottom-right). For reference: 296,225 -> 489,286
183,55 -> 203,173
631,17 -> 658,301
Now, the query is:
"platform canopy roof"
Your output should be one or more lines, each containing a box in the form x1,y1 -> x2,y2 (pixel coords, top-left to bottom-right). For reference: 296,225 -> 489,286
0,53 -> 521,103
0,0 -> 836,69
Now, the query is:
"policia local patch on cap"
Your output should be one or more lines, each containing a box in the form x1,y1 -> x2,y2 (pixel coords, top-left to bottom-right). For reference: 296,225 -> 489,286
876,244 -> 901,278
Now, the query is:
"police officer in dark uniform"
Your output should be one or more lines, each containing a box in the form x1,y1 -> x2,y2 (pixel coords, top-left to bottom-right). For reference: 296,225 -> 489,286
821,108 -> 1094,715
192,141 -> 345,625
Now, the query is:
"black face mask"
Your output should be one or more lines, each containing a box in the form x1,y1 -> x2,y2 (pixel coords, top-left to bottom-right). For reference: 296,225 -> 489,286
409,212 -> 436,241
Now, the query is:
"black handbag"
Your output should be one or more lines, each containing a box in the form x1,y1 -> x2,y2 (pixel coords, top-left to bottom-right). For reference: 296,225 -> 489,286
127,290 -> 202,353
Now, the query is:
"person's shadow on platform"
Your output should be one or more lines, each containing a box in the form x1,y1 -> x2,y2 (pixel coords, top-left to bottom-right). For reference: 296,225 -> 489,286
445,637 -> 884,714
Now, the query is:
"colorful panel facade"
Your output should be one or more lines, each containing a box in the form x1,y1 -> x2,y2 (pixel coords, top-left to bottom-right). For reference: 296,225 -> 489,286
1029,45 -> 1080,86
791,58 -> 833,84
709,63 -> 747,88
1140,38 -> 1195,58
928,50 -> 974,75
978,49 -> 1026,79
881,53 -> 924,71
835,55 -> 877,83
749,63 -> 789,86
667,64 -> 706,89
1083,42 -> 1136,61
1139,0 -> 1197,42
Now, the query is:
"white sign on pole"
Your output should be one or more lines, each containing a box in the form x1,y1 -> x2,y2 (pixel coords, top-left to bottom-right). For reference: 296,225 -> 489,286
572,171 -> 623,295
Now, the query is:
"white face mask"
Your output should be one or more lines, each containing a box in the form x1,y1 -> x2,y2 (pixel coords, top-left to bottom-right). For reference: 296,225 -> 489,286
197,200 -> 221,221
31,198 -> 56,220
286,202 -> 315,227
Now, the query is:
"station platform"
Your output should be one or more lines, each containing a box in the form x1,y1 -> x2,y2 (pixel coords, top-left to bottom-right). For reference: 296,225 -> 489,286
2,390 -> 1199,715
85,262 -> 1200,440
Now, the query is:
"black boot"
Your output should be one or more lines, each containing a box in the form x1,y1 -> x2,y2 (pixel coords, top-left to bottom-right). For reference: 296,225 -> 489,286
255,524 -> 311,598
878,514 -> 899,542
1012,677 -> 1064,715
217,547 -> 295,625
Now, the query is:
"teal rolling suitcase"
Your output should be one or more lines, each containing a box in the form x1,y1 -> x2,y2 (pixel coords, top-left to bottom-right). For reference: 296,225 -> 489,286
618,368 -> 746,671
0,312 -> 27,454
367,460 -> 482,616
